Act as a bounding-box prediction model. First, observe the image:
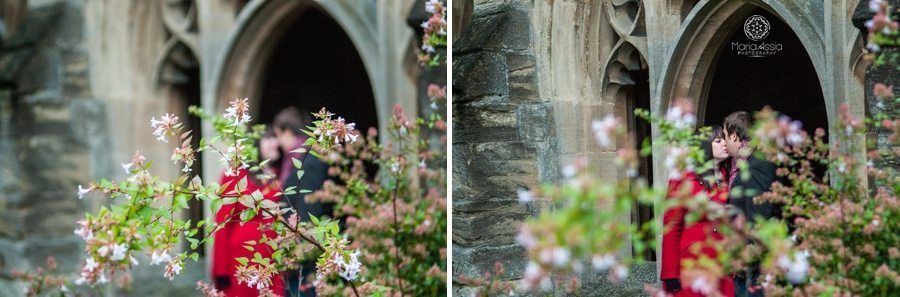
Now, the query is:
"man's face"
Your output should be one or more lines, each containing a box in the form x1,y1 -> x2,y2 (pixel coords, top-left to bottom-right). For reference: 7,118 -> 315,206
723,125 -> 740,156
274,127 -> 295,150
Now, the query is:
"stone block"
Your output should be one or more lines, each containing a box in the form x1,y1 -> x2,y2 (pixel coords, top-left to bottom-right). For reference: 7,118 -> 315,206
453,243 -> 527,281
507,53 -> 540,102
454,6 -> 533,54
453,204 -> 528,246
517,103 -> 554,141
453,52 -> 509,103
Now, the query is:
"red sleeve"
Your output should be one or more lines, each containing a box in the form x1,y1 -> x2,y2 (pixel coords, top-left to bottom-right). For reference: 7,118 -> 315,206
661,178 -> 686,280
211,171 -> 242,278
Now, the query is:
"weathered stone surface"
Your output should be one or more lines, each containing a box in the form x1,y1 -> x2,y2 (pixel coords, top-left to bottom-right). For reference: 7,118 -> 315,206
570,261 -> 657,297
453,5 -> 532,54
453,204 -> 528,246
517,102 -> 554,140
453,243 -> 527,281
453,51 -> 509,102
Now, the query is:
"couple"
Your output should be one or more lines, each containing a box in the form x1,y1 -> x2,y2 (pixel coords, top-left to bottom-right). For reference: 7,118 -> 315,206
661,111 -> 778,297
211,107 -> 330,297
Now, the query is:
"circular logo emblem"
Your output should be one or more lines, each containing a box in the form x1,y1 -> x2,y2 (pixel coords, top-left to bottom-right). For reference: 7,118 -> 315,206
743,15 -> 770,41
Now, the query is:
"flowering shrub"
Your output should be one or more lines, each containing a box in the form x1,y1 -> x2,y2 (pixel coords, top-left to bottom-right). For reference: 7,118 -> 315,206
10,257 -> 71,297
64,99 -> 372,297
514,2 -> 900,295
419,0 -> 447,66
305,103 -> 448,296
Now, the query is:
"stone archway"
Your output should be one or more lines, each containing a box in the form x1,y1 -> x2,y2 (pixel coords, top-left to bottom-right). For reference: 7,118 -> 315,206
201,0 -> 386,178
655,0 -> 828,124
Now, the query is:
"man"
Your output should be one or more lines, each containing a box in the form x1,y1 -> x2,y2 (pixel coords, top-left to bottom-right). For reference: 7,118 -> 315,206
723,111 -> 779,297
273,107 -> 331,297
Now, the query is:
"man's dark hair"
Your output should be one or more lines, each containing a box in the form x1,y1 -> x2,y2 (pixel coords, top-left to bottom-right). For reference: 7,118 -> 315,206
273,107 -> 311,134
724,111 -> 753,141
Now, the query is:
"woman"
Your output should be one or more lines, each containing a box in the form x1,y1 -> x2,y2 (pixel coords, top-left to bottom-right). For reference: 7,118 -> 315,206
212,130 -> 285,296
661,125 -> 735,296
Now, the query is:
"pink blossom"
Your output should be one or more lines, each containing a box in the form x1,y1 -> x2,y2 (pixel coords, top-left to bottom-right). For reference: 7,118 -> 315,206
150,113 -> 179,143
592,114 -> 620,148
224,97 -> 252,126
667,98 -> 697,129
874,83 -> 894,99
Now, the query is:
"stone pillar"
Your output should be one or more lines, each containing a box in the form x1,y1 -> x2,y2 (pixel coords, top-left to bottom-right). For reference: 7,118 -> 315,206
0,1 -> 106,295
452,0 -> 555,295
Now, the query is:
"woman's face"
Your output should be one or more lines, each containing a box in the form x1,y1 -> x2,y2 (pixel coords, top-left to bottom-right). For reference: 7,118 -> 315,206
711,136 -> 729,161
260,137 -> 280,161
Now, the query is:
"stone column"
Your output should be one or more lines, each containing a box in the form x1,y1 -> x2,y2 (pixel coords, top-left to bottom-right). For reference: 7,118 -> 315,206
452,0 -> 555,295
0,1 -> 107,295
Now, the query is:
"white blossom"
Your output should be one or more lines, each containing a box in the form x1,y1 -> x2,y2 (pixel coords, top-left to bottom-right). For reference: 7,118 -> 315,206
335,250 -> 362,281
97,245 -> 109,258
870,0 -> 884,13
425,0 -> 441,13
110,243 -> 127,261
517,227 -> 537,249
613,265 -> 629,280
690,276 -> 715,295
77,185 -> 91,200
150,113 -> 179,143
517,188 -> 533,203
151,250 -> 172,266
550,247 -> 570,268
666,104 -> 697,130
84,257 -> 99,271
122,162 -> 133,174
164,258 -> 183,280
592,115 -> 619,148
777,250 -> 809,284
592,254 -> 615,272
562,165 -> 576,179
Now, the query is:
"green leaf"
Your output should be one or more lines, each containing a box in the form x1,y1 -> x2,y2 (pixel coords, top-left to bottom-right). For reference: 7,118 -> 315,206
210,198 -> 224,214
240,209 -> 257,222
299,189 -> 312,194
309,213 -> 320,225
297,170 -> 305,181
237,177 -> 248,193
190,252 -> 199,262
292,158 -> 303,169
290,148 -> 307,154
235,257 -> 249,266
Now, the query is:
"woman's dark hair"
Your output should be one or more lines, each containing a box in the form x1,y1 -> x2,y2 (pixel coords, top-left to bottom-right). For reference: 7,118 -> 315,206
698,125 -> 731,191
249,126 -> 280,186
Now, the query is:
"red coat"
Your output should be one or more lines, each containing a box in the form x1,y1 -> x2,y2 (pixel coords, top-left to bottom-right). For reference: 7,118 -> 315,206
212,170 -> 284,296
661,171 -> 734,297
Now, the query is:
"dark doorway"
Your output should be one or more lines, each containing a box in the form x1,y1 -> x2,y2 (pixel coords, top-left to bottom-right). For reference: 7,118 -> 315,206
627,67 -> 656,262
259,7 -> 378,133
704,8 -> 827,136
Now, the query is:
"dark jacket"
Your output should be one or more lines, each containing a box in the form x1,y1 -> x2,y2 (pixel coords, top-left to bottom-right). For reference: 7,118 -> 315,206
281,154 -> 330,222
728,154 -> 778,223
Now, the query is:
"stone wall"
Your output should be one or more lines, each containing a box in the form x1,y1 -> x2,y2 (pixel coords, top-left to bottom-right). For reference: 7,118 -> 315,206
0,1 -> 111,295
451,0 -> 558,295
